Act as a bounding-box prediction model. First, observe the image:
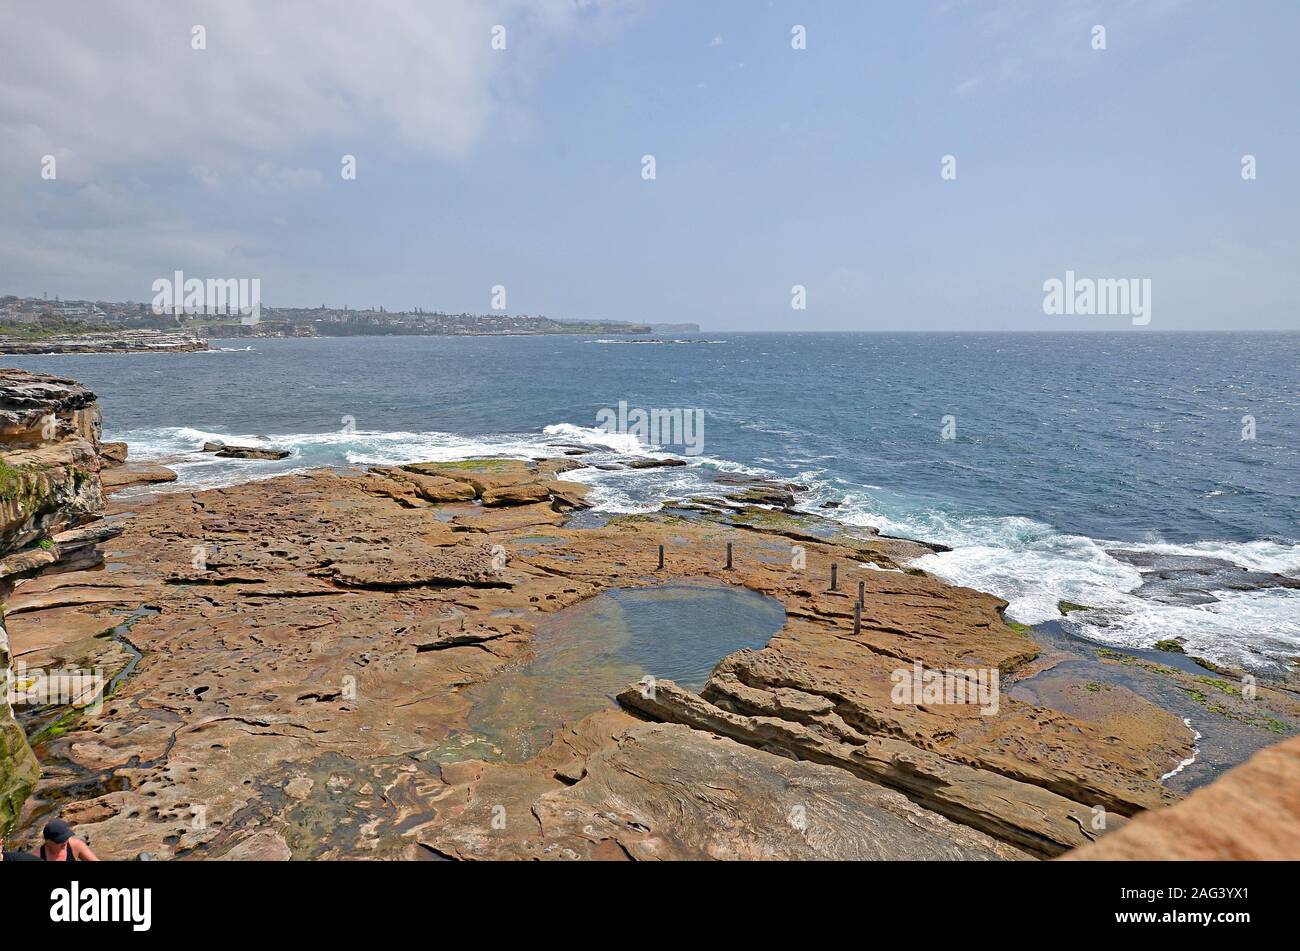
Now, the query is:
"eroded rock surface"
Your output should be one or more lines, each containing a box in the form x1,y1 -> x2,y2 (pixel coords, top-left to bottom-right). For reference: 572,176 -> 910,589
0,368 -> 107,833
417,713 -> 1030,861
1,452 -> 1216,859
0,368 -> 103,551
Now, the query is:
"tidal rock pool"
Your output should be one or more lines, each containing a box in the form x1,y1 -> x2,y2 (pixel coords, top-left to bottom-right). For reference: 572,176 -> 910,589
430,582 -> 786,763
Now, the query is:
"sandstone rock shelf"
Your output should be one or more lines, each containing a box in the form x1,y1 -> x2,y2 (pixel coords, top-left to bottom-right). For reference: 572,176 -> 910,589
1,368 -> 108,833
2,386 -> 1297,859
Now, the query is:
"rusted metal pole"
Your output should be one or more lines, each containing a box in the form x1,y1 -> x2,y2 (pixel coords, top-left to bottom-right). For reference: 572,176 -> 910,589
726,542 -> 733,570
854,600 -> 861,637
830,562 -> 838,591
658,544 -> 664,570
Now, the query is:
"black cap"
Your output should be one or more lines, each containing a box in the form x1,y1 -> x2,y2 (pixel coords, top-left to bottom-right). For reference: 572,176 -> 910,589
43,819 -> 73,844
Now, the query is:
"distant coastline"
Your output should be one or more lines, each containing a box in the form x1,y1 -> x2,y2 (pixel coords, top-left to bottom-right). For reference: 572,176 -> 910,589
0,292 -> 700,343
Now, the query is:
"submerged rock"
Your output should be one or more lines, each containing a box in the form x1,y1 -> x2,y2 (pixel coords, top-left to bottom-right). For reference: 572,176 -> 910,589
1109,548 -> 1300,606
213,446 -> 291,460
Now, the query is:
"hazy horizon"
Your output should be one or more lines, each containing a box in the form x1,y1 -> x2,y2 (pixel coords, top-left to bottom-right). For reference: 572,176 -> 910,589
2,1 -> 1296,332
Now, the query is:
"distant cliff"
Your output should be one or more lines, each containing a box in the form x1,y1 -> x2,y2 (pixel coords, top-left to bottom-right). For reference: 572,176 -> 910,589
0,368 -> 107,833
0,331 -> 208,355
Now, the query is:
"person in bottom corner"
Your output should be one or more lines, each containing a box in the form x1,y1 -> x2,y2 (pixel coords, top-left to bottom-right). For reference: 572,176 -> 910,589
34,818 -> 98,862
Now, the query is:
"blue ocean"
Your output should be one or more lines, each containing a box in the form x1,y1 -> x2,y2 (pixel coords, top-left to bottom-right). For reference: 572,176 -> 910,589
9,332 -> 1298,668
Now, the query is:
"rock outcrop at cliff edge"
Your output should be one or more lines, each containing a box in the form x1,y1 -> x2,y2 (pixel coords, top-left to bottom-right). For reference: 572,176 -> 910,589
0,368 -> 104,552
0,368 -> 106,832
1064,735 -> 1300,860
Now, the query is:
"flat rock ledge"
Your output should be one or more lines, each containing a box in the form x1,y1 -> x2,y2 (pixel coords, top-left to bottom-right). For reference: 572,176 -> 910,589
5,448 -> 1290,860
618,680 -> 1117,857
0,332 -> 208,355
416,713 -> 1029,861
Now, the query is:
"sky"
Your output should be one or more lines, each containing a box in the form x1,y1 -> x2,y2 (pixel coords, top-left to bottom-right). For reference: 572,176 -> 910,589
0,0 -> 1296,331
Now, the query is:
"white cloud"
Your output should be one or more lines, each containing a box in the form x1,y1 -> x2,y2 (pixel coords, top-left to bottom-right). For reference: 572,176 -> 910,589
0,0 -> 636,297
0,0 -> 631,181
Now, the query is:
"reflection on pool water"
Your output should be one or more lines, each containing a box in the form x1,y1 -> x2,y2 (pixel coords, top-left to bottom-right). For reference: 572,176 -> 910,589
428,582 -> 786,763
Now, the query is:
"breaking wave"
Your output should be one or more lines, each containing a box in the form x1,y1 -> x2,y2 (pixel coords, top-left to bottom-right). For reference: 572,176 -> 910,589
113,422 -> 1300,668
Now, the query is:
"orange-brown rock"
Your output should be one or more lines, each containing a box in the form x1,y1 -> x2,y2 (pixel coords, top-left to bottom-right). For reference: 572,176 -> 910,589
100,442 -> 128,466
415,713 -> 1030,861
100,462 -> 178,490
1064,735 -> 1300,860
2,457 -> 1211,859
1,368 -> 106,833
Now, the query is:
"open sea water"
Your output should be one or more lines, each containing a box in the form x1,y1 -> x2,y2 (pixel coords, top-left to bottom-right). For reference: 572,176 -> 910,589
8,331 -> 1298,670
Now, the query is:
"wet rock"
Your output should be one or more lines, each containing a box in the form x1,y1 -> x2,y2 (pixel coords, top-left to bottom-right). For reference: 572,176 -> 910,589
1110,549 -> 1300,606
214,446 -> 291,460
627,458 -> 688,469
543,480 -> 590,511
728,484 -> 797,508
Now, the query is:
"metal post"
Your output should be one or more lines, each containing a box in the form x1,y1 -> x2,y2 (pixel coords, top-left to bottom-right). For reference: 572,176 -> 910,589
830,562 -> 838,591
658,544 -> 664,570
858,580 -> 865,606
854,600 -> 861,637
726,542 -> 733,570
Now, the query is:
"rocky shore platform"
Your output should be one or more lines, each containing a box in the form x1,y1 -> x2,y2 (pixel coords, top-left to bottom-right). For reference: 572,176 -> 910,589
0,331 -> 208,355
1,370 -> 1297,860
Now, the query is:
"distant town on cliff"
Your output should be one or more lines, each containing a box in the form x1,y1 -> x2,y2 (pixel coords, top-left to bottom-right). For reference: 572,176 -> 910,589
0,293 -> 699,340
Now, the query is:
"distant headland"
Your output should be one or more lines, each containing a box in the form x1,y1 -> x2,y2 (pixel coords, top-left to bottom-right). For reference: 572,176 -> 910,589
0,293 -> 700,352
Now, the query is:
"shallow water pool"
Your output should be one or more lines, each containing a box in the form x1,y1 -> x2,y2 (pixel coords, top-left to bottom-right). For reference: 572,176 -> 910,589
429,582 -> 786,763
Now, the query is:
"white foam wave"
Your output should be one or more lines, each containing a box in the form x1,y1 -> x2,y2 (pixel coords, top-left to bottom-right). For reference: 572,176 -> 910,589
822,490 -> 1300,667
112,422 -> 1299,668
112,423 -> 752,512
541,422 -> 647,455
